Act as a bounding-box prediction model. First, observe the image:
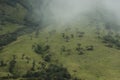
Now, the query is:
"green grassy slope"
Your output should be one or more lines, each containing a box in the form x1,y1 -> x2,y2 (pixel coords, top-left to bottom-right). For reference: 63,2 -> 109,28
0,2 -> 26,35
0,1 -> 120,79
0,23 -> 120,80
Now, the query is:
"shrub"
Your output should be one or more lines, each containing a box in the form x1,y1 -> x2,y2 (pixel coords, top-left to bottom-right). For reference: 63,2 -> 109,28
9,59 -> 16,74
33,44 -> 50,55
23,64 -> 72,80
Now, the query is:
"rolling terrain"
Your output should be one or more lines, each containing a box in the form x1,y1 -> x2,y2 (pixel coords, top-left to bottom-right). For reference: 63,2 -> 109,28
0,0 -> 120,80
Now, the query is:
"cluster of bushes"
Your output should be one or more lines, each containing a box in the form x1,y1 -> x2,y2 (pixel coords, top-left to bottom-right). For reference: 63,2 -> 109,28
60,45 -> 71,55
0,33 -> 17,48
23,63 -> 78,80
31,43 -> 81,80
33,44 -> 50,55
0,55 -> 17,79
62,33 -> 71,42
76,43 -> 85,55
60,43 -> 94,56
33,44 -> 52,63
0,23 -> 40,51
61,31 -> 85,42
76,43 -> 94,55
0,60 -> 7,67
9,58 -> 16,74
76,31 -> 85,38
102,35 -> 120,49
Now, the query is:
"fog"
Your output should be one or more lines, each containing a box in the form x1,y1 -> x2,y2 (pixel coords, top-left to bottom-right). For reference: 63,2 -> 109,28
105,0 -> 120,21
30,0 -> 120,26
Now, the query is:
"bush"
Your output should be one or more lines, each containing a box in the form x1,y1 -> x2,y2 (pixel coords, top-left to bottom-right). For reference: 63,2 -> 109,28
33,44 -> 50,55
86,45 -> 94,51
9,59 -> 16,74
23,64 -> 72,80
102,35 -> 120,49
43,54 -> 51,62
0,33 -> 17,47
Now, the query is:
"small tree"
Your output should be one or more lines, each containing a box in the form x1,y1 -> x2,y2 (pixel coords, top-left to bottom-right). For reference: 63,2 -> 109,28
43,54 -> 51,62
0,60 -> 6,67
86,45 -> 94,51
33,44 -> 50,55
9,59 -> 16,74
61,46 -> 66,52
71,34 -> 74,38
31,60 -> 36,71
62,33 -> 65,38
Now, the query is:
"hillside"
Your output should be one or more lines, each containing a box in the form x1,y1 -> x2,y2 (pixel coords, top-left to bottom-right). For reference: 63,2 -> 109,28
0,22 -> 120,80
0,1 -> 120,80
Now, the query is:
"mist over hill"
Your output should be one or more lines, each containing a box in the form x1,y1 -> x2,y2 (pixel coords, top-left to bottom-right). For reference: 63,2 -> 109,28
29,0 -> 120,29
1,0 -> 120,29
0,0 -> 120,80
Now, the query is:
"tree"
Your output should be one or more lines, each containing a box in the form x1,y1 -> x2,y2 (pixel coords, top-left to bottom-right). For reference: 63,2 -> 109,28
65,36 -> 70,42
23,63 -> 72,80
31,60 -> 36,71
62,33 -> 65,38
0,60 -> 6,67
86,45 -> 94,51
9,59 -> 16,74
43,54 -> 51,62
61,46 -> 66,52
0,33 -> 17,47
71,34 -> 74,38
33,44 -> 50,55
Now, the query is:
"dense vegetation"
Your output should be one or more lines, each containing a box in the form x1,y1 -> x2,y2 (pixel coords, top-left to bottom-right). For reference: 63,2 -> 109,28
0,33 -> 17,49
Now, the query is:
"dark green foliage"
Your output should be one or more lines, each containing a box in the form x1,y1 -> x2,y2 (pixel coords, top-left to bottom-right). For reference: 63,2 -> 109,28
65,36 -> 70,42
33,44 -> 51,62
72,77 -> 81,80
103,35 -> 115,43
62,33 -> 65,38
21,54 -> 25,59
33,44 -> 50,55
0,60 -> 6,67
0,25 -> 40,49
61,46 -> 66,52
43,54 -> 51,62
12,55 -> 16,60
77,43 -> 81,47
76,44 -> 85,55
31,60 -> 36,71
23,64 -> 73,80
45,64 -> 71,80
102,35 -> 120,49
9,55 -> 17,74
78,51 -> 84,55
0,33 -> 17,47
86,45 -> 94,51
44,45 -> 50,51
23,70 -> 34,78
34,44 -> 43,54
9,59 -> 16,74
5,0 -> 18,7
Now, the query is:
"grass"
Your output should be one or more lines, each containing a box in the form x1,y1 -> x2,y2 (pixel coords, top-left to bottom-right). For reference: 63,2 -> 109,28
0,23 -> 24,35
0,23 -> 120,80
